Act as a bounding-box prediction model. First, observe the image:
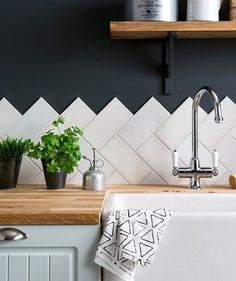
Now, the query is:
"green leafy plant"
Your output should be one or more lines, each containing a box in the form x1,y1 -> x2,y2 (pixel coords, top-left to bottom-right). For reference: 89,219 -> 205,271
28,116 -> 83,173
0,138 -> 32,159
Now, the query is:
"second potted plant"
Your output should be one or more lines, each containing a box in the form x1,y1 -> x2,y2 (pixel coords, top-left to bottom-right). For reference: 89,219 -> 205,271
28,116 -> 83,189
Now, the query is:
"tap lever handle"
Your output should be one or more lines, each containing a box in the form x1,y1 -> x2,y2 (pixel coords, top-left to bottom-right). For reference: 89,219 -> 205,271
172,150 -> 179,168
212,150 -> 219,168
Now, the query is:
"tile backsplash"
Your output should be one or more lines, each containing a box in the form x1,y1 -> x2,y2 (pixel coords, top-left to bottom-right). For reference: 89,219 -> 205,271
1,96 -> 235,186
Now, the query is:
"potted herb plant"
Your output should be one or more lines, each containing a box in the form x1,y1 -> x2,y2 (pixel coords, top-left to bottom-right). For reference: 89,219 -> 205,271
0,137 -> 31,189
28,116 -> 83,189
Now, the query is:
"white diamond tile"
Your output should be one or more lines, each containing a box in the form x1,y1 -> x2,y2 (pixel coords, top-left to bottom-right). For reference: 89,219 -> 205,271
1,134 -> 8,140
106,172 -> 128,184
66,169 -> 80,181
30,172 -> 45,184
215,135 -> 236,173
6,98 -> 58,139
30,158 -> 43,171
136,135 -> 183,184
67,171 -> 83,185
60,97 -> 95,130
229,125 -> 236,141
0,98 -> 21,136
199,97 -> 236,150
79,137 -> 114,179
155,98 -> 207,150
214,171 -> 231,185
83,98 -> 132,149
176,134 -> 226,184
31,120 -> 56,143
140,171 -> 166,185
18,157 -> 41,184
118,97 -> 170,151
202,176 -> 224,185
99,135 -> 151,184
178,178 -> 191,186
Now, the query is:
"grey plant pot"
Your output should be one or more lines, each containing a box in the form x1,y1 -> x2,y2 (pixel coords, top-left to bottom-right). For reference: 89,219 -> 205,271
0,158 -> 22,189
42,159 -> 67,190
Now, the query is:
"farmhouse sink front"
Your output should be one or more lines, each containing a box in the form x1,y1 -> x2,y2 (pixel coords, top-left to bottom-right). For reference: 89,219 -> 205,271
103,192 -> 236,281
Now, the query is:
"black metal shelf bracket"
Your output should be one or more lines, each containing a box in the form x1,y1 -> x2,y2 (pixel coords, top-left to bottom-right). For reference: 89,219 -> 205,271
164,31 -> 178,95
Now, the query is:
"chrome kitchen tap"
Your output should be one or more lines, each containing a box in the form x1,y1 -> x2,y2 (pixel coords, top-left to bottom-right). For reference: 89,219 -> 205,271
172,86 -> 224,189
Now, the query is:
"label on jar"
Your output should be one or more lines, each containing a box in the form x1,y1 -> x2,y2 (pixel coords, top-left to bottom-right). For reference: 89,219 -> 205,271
136,0 -> 163,19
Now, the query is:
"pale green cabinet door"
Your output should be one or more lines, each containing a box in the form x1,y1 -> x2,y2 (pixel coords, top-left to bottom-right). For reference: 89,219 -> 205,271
0,225 -> 101,281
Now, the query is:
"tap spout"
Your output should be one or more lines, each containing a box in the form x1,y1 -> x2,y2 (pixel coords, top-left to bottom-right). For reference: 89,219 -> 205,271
192,86 -> 223,159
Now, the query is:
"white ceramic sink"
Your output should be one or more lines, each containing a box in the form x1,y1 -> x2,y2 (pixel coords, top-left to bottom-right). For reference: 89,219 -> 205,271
102,192 -> 236,281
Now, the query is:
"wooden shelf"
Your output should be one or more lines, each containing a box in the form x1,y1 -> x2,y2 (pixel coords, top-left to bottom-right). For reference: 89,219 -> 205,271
110,21 -> 236,39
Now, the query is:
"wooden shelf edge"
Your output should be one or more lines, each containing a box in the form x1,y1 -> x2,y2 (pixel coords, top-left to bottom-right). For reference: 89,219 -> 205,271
110,21 -> 236,39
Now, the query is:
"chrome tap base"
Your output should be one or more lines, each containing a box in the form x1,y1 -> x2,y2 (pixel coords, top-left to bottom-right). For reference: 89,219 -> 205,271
173,157 -> 216,189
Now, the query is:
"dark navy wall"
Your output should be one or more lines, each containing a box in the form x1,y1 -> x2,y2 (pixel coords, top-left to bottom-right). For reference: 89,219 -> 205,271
0,0 -> 235,114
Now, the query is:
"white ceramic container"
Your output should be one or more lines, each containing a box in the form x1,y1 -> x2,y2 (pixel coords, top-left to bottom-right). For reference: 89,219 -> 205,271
187,0 -> 221,21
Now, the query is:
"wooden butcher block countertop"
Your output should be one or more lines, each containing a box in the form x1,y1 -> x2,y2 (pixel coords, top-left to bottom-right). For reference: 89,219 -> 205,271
0,184 -> 234,225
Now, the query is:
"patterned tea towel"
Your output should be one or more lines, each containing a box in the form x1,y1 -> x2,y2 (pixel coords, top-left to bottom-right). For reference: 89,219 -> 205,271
94,209 -> 172,281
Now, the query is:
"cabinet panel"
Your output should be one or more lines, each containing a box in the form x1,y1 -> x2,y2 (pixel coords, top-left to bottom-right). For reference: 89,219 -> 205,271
50,254 -> 71,281
30,255 -> 49,281
0,255 -> 8,280
0,225 -> 101,281
9,255 -> 28,281
0,249 -> 75,281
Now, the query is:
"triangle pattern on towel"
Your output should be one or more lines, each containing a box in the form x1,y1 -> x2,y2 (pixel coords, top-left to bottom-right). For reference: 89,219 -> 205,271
128,209 -> 140,217
123,239 -> 137,253
105,222 -> 115,237
153,208 -> 167,217
95,208 -> 172,280
141,230 -> 154,244
132,221 -> 146,236
151,214 -> 164,228
121,259 -> 135,272
139,243 -> 153,257
120,220 -> 131,234
121,252 -> 136,261
135,212 -> 148,225
119,232 -> 129,246
99,234 -> 111,246
104,242 -> 117,257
